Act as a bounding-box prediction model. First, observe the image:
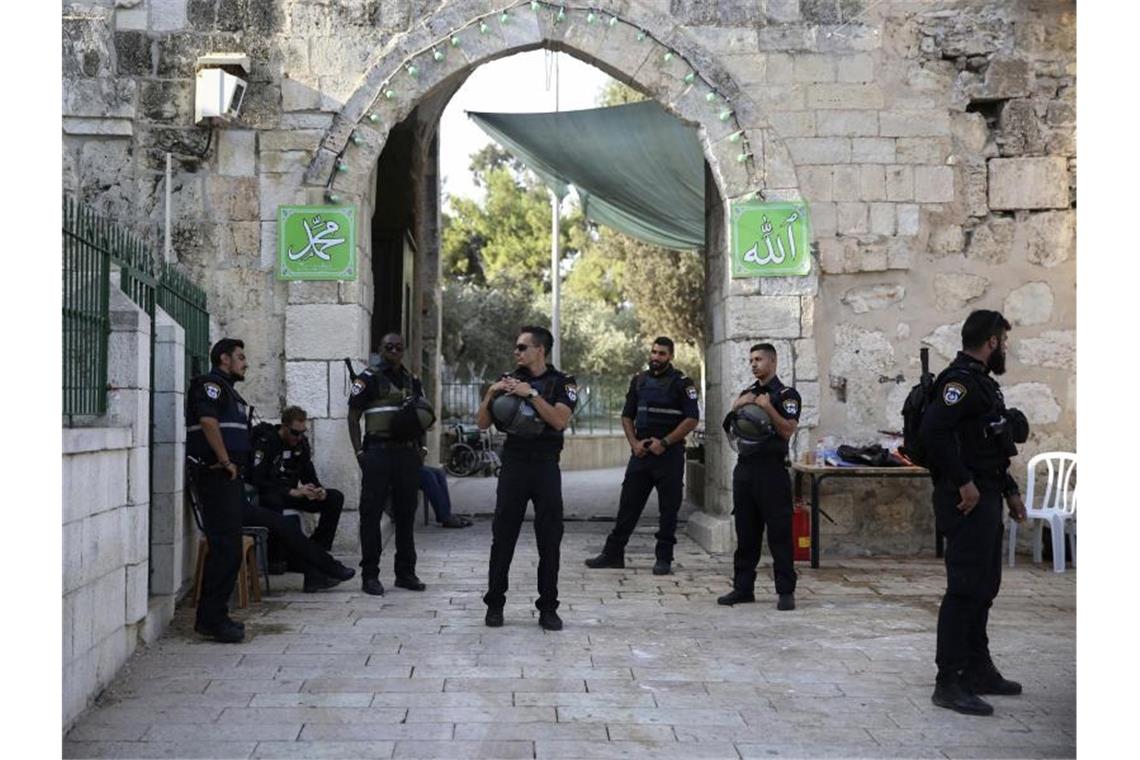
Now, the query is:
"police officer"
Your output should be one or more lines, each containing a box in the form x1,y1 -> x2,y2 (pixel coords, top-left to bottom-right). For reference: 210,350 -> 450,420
186,338 -> 252,643
477,326 -> 577,631
585,337 -> 699,575
717,343 -> 802,611
348,333 -> 429,596
920,309 -> 1028,716
251,405 -> 344,551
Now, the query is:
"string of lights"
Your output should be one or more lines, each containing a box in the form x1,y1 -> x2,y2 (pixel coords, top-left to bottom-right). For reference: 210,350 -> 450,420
325,1 -> 765,203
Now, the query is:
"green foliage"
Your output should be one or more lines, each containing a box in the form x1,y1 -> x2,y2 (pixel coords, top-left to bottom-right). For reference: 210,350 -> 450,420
596,80 -> 648,107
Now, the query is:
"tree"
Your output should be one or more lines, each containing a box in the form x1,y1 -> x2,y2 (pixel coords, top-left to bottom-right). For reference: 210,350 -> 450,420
597,80 -> 647,107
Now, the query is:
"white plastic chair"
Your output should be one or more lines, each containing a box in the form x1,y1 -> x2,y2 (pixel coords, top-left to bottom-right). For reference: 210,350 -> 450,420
1008,452 -> 1077,572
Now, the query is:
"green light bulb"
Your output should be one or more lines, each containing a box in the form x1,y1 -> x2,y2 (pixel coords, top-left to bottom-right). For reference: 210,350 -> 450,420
636,30 -> 646,41
450,35 -> 460,46
728,131 -> 742,143
705,91 -> 716,102
337,162 -> 348,173
531,1 -> 540,10
737,153 -> 749,163
587,12 -> 595,24
326,193 -> 341,204
719,110 -> 733,122
609,16 -> 618,27
433,49 -> 443,61
663,52 -> 673,62
557,8 -> 565,22
369,112 -> 380,121
479,21 -> 488,33
684,72 -> 695,84
406,64 -> 417,77
501,11 -> 509,24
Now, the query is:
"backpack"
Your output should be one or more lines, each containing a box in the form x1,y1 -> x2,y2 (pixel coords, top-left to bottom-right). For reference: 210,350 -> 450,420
251,421 -> 278,453
899,348 -> 937,466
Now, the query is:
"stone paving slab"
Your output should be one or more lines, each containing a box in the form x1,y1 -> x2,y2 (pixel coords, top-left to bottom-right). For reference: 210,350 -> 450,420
65,520 -> 1076,759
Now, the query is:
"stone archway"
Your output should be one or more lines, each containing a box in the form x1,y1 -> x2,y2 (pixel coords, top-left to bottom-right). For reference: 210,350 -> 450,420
285,2 -> 815,552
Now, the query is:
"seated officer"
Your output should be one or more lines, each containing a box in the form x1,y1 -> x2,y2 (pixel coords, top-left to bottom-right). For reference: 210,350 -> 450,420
250,406 -> 344,551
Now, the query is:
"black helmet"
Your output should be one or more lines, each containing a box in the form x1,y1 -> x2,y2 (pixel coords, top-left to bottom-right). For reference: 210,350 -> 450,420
389,397 -> 436,440
732,403 -> 775,442
490,393 -> 546,438
1005,408 -> 1029,444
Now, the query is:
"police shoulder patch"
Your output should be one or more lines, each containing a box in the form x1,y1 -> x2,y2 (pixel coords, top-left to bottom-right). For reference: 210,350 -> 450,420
942,381 -> 968,406
686,386 -> 698,400
204,382 -> 222,400
253,450 -> 263,468
782,399 -> 799,416
351,379 -> 366,396
565,383 -> 578,402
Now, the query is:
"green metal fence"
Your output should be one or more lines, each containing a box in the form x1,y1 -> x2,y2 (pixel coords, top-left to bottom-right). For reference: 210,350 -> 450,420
61,195 -> 210,417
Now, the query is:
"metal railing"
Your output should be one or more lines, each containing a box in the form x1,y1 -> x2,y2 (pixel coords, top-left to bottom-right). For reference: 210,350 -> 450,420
62,195 -> 210,416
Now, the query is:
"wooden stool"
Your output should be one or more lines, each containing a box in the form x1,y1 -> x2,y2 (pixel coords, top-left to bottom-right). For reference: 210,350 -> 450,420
193,534 -> 259,609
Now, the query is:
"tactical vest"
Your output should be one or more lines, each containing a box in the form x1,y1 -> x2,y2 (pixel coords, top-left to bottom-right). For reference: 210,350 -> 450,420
186,370 -> 251,463
362,370 -> 413,439
634,369 -> 685,438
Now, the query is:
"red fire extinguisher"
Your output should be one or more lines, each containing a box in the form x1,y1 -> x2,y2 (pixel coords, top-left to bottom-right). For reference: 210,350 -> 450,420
793,498 -> 811,562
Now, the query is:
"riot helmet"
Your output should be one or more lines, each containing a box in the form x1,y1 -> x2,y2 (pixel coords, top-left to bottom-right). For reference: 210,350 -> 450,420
490,393 -> 546,438
389,396 -> 437,441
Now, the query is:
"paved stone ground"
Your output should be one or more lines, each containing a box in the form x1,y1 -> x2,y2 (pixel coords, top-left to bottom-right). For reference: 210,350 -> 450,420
65,520 -> 1075,759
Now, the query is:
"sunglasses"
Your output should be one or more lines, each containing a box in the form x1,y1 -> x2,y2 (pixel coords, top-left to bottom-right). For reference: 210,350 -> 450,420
514,343 -> 534,353
383,343 -> 404,351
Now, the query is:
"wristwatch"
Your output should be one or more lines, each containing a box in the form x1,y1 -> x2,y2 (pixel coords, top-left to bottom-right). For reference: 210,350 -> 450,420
527,388 -> 539,399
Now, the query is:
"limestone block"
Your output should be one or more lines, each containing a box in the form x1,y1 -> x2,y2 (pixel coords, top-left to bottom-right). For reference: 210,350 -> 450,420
933,272 -> 988,312
1021,210 -> 1075,267
1015,330 -> 1075,370
83,509 -> 126,585
809,201 -> 837,237
841,284 -> 906,314
760,271 -> 819,296
806,83 -> 884,110
64,79 -> 137,119
769,111 -> 815,138
818,236 -> 853,274
830,324 -> 897,377
885,165 -> 913,201
260,220 -> 277,270
687,512 -> 735,552
988,157 -> 1070,210
928,224 -> 964,256
966,217 -> 1013,264
963,164 -> 989,217
282,75 -> 322,112
151,0 -> 189,32
870,202 -> 896,236
94,626 -> 132,694
786,137 -> 850,164
884,382 -> 911,431
879,111 -> 951,138
997,99 -> 1045,156
895,138 -> 948,165
115,30 -> 152,75
92,564 -> 128,642
107,328 -> 149,391
149,488 -> 185,546
311,416 -> 361,510
922,320 -> 966,361
128,444 -> 150,507
258,174 -> 307,222
914,166 -> 954,203
67,584 -> 95,664
766,0 -> 802,24
951,112 -> 989,153
260,130 -> 325,153
858,165 -> 886,201
852,137 -> 895,164
63,520 -> 84,596
285,304 -> 369,360
763,133 -> 799,188
725,296 -> 801,340
793,54 -> 837,83
308,35 -> 376,76
980,57 -> 1033,100
1002,383 -> 1061,424
837,54 -> 874,83
1004,282 -> 1054,326
286,361 -> 331,418
831,165 -> 860,202
796,381 -> 821,428
797,166 -> 833,201
794,339 -> 819,382
836,202 -> 868,235
126,561 -> 148,623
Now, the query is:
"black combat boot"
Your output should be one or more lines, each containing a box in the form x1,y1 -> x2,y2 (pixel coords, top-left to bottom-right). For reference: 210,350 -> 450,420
932,672 -> 995,716
964,660 -> 1023,696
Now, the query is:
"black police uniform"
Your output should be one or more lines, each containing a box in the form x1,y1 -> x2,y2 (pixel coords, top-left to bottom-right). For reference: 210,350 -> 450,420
186,368 -> 251,629
920,352 -> 1024,687
484,366 -> 578,614
251,431 -> 344,551
350,360 -> 425,583
730,376 -> 802,597
601,366 -> 700,564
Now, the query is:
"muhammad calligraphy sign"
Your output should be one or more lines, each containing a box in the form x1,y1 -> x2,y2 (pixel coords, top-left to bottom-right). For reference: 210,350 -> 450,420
730,200 -> 812,278
277,205 -> 357,281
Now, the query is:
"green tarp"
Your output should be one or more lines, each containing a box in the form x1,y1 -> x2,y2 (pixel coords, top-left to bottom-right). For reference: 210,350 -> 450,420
468,100 -> 704,250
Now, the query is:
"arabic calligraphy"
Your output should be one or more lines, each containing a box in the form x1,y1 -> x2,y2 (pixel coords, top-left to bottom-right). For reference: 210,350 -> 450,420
742,211 -> 800,266
287,216 -> 345,262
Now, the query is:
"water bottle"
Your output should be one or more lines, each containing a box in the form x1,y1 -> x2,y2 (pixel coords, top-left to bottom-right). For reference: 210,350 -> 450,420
815,439 -> 826,466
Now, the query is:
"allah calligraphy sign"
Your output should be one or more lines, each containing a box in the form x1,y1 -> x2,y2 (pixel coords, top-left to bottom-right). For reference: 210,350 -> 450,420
730,200 -> 812,278
277,205 -> 357,280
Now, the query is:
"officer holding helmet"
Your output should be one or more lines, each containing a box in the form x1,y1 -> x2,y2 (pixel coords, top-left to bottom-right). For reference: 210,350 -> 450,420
585,337 -> 699,575
718,343 -> 801,611
920,309 -> 1029,717
477,326 -> 577,631
348,332 -> 435,596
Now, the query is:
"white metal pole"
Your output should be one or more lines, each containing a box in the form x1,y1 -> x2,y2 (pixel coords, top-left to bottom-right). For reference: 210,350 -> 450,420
164,152 -> 173,262
551,190 -> 561,368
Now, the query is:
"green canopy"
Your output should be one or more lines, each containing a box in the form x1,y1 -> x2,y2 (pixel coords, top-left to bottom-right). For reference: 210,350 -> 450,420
468,100 -> 704,250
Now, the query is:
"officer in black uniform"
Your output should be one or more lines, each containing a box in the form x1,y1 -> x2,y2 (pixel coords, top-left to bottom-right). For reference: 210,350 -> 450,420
717,343 -> 802,611
920,309 -> 1028,716
585,337 -> 700,575
348,333 -> 429,596
186,338 -> 252,643
251,405 -> 344,551
477,326 -> 577,631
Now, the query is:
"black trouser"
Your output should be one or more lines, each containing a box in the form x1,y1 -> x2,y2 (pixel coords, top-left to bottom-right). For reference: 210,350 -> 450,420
241,498 -> 343,579
484,453 -> 564,612
259,488 -> 344,551
195,469 -> 245,627
732,456 -> 796,595
358,442 -> 419,580
603,444 -> 685,563
934,474 -> 1005,680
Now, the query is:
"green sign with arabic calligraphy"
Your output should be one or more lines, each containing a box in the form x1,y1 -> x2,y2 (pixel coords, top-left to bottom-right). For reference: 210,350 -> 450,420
730,200 -> 812,278
277,205 -> 357,281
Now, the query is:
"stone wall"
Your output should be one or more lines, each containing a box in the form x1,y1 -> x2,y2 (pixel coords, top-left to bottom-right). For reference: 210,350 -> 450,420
62,1 -> 1076,556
